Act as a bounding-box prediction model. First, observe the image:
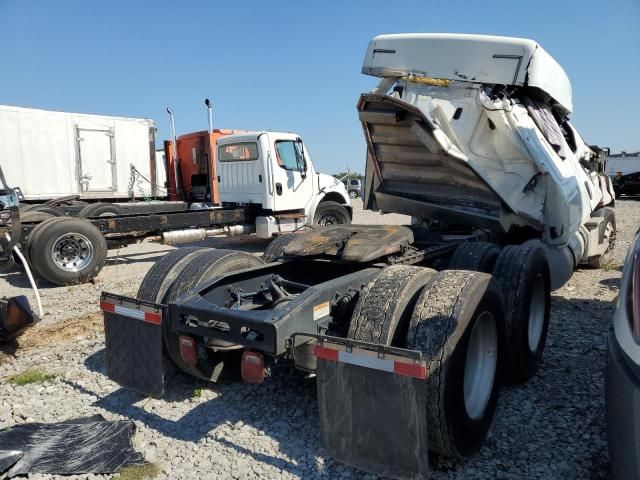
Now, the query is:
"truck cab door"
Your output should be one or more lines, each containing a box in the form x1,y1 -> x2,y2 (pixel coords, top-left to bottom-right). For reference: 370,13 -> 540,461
270,137 -> 314,212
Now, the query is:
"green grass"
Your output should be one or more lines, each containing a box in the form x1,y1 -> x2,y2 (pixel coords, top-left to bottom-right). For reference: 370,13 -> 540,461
8,369 -> 56,386
118,463 -> 161,480
601,260 -> 622,271
192,388 -> 202,399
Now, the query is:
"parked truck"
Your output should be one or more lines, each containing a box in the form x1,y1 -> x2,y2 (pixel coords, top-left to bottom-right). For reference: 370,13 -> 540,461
6,107 -> 351,285
606,151 -> 640,196
100,34 -> 615,478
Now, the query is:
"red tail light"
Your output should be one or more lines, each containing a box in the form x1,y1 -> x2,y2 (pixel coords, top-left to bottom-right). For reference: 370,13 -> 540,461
627,234 -> 640,343
241,350 -> 265,384
179,336 -> 197,365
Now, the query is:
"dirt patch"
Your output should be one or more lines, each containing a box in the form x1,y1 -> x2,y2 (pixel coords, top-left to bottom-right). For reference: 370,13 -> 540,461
9,312 -> 103,352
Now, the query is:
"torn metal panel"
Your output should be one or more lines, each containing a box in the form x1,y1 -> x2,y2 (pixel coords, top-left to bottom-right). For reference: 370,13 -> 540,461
358,93 -> 504,230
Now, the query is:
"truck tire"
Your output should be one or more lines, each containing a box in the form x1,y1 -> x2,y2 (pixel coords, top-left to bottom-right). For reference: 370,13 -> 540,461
79,203 -> 125,218
167,249 -> 265,300
313,201 -> 351,226
19,204 -> 35,213
349,189 -> 358,199
406,270 -> 505,459
137,247 -> 212,303
164,249 -> 265,382
348,265 -> 436,346
29,217 -> 108,285
28,205 -> 65,217
262,234 -> 297,263
493,245 -> 550,383
588,208 -> 616,268
136,246 -> 213,374
448,242 -> 500,273
20,211 -> 56,223
26,217 -> 69,262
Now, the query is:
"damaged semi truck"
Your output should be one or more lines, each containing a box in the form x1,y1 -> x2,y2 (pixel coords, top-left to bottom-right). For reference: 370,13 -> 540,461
100,34 -> 615,478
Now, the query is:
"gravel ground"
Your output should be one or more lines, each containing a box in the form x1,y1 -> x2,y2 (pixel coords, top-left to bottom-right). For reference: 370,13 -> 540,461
0,199 -> 636,480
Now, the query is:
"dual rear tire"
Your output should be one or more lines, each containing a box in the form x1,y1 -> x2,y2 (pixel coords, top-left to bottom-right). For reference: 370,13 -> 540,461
349,242 -> 551,459
137,247 -> 264,382
349,265 -> 505,460
449,242 -> 551,383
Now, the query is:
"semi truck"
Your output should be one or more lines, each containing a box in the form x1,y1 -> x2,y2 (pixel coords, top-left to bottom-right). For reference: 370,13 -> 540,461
100,34 -> 615,478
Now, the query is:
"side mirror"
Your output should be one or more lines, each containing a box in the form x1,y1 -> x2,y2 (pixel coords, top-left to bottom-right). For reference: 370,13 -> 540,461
0,296 -> 39,342
295,140 -> 307,177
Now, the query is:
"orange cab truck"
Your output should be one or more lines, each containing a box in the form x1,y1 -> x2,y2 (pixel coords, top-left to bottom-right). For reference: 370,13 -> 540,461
7,100 -> 351,285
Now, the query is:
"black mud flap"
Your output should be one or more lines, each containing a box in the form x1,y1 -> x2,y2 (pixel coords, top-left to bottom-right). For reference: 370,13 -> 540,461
101,292 -> 166,398
310,334 -> 430,480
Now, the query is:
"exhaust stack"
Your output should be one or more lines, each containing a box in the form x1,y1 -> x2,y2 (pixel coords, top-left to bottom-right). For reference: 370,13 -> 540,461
205,98 -> 213,134
166,107 -> 182,199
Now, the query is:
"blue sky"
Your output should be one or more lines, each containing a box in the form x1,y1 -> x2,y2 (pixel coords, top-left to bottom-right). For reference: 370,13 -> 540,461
1,0 -> 638,174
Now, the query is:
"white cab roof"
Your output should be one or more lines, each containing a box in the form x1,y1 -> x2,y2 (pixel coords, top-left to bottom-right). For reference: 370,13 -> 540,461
217,131 -> 300,144
362,33 -> 572,114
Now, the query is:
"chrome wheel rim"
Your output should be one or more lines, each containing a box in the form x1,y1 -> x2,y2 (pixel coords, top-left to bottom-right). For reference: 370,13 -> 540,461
528,274 -> 546,352
463,311 -> 498,420
51,232 -> 94,272
349,190 -> 357,198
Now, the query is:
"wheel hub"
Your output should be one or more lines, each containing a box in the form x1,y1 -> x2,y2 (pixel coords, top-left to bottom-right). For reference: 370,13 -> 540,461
463,311 -> 498,420
51,233 -> 94,272
318,214 -> 339,226
528,274 -> 546,352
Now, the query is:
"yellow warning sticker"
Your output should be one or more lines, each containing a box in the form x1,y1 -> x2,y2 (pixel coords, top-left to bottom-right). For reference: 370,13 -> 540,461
313,301 -> 330,321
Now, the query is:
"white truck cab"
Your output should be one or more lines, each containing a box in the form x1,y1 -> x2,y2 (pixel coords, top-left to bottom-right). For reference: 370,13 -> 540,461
216,131 -> 351,238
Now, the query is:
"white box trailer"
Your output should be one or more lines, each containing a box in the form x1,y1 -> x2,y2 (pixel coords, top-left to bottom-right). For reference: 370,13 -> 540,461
606,152 -> 640,176
0,105 -> 165,201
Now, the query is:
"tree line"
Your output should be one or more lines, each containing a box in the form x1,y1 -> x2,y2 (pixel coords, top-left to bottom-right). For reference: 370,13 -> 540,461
333,172 -> 364,180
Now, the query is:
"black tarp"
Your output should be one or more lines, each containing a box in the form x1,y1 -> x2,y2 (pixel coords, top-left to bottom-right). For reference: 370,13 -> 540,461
0,415 -> 146,477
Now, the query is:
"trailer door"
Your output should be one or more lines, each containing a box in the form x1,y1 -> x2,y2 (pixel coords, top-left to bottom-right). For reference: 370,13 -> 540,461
77,127 -> 116,193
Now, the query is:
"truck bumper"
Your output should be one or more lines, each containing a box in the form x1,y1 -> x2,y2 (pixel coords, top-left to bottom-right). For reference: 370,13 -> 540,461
101,295 -> 432,479
605,327 -> 640,480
